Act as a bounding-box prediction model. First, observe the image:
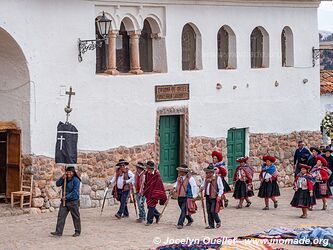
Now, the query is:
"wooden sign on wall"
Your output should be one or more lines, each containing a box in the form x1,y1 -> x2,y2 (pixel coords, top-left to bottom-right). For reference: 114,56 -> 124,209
155,84 -> 190,102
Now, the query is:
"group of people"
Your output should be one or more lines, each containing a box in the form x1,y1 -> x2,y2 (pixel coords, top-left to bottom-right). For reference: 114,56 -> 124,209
291,141 -> 333,218
50,141 -> 333,237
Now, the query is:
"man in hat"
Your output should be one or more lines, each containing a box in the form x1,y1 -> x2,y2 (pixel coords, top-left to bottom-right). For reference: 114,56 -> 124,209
110,159 -> 134,219
51,166 -> 81,237
200,163 -> 224,229
293,141 -> 311,171
173,164 -> 198,229
322,148 -> 333,187
143,160 -> 167,226
327,138 -> 333,151
134,162 -> 146,223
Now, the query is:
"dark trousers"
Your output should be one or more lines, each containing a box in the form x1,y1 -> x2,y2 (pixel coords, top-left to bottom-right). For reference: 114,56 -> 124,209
177,197 -> 193,226
147,206 -> 160,224
117,189 -> 130,217
206,195 -> 220,228
55,200 -> 81,235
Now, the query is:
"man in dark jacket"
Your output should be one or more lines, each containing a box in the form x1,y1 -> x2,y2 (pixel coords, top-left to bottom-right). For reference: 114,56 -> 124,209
51,166 -> 81,237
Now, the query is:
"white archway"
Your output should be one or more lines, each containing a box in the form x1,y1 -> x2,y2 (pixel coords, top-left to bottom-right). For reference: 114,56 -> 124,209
0,26 -> 30,153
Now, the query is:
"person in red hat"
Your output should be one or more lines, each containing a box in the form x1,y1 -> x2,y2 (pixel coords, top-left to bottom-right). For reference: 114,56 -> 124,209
290,164 -> 316,218
212,151 -> 231,207
258,156 -> 280,210
232,156 -> 254,208
309,155 -> 332,210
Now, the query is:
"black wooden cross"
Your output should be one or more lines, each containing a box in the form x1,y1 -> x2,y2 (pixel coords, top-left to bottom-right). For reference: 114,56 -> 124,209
65,86 -> 75,123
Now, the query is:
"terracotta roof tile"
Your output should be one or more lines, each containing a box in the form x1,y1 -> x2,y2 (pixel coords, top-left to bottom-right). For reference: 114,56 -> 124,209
321,70 -> 333,95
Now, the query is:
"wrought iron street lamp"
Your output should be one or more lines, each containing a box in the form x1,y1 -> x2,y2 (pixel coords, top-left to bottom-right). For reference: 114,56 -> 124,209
78,11 -> 112,62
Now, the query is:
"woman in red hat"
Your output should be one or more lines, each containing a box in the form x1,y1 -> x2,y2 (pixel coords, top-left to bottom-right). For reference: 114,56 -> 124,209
212,151 -> 231,207
258,156 -> 280,210
309,155 -> 332,210
290,164 -> 316,218
232,156 -> 254,208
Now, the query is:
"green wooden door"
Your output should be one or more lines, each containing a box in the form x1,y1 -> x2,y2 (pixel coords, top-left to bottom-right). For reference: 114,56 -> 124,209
227,128 -> 246,183
159,116 -> 180,182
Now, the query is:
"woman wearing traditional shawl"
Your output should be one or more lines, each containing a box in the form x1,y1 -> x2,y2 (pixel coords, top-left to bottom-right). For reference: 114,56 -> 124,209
233,156 -> 254,208
212,151 -> 231,207
310,155 -> 332,210
143,161 -> 167,226
290,164 -> 316,218
258,156 -> 280,210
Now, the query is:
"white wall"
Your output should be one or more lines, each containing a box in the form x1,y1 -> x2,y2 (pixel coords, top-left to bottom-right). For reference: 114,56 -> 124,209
0,0 -> 321,156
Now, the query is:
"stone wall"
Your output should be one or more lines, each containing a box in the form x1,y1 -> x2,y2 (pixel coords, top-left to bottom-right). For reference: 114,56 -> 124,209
248,131 -> 323,190
21,131 -> 322,211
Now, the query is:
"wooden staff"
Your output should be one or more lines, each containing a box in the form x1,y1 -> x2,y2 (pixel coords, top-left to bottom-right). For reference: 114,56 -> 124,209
130,185 -> 138,218
159,192 -> 172,221
63,166 -> 66,206
200,189 -> 207,226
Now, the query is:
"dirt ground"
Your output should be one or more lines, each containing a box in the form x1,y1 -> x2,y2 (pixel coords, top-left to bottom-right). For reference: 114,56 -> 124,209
0,188 -> 332,250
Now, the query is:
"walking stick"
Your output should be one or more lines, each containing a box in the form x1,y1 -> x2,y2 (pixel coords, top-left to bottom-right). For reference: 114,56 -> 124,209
130,185 -> 138,218
63,166 -> 66,207
200,190 -> 207,226
100,186 -> 109,216
159,192 -> 172,221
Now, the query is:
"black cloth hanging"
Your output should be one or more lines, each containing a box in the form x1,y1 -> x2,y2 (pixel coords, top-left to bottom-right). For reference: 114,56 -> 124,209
55,121 -> 78,164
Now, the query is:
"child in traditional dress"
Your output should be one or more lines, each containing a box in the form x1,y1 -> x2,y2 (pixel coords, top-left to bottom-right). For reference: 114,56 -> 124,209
290,164 -> 316,218
200,163 -> 224,229
233,156 -> 254,208
310,155 -> 332,210
173,164 -> 198,229
212,151 -> 231,207
134,162 -> 146,223
258,156 -> 280,210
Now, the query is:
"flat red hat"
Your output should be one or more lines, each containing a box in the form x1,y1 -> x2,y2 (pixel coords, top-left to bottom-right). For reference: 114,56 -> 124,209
236,156 -> 249,163
263,155 -> 276,163
212,151 -> 223,162
298,163 -> 311,170
316,155 -> 328,167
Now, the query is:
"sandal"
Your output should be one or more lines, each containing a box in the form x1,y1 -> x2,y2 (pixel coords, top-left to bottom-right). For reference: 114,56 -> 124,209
245,202 -> 252,207
236,205 -> 243,209
262,206 -> 269,210
300,214 -> 307,219
224,199 -> 229,208
322,204 -> 327,211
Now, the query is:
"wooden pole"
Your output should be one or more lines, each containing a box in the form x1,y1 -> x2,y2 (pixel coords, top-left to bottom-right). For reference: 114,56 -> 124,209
63,166 -> 66,207
201,190 -> 207,226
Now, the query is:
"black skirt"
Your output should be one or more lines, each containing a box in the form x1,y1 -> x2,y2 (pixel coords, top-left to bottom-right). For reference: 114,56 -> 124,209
313,181 -> 332,199
222,177 -> 231,193
233,180 -> 253,199
258,180 -> 280,198
290,189 -> 316,208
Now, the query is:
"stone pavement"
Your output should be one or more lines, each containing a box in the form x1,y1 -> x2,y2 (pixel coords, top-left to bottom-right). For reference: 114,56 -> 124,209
0,188 -> 332,250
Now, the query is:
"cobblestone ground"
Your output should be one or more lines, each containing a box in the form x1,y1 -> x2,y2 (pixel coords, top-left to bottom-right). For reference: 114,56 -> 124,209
0,188 -> 332,250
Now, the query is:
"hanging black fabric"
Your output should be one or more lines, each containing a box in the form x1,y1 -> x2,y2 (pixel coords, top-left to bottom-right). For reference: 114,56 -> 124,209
55,122 -> 78,164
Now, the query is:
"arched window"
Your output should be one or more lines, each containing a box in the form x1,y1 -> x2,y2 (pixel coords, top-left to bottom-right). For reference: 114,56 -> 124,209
182,23 -> 202,71
116,22 -> 131,73
281,26 -> 294,67
95,16 -> 107,73
139,20 -> 153,72
217,25 -> 237,69
250,27 -> 269,68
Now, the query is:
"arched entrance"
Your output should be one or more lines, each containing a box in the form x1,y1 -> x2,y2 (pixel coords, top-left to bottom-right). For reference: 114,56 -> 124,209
0,27 -> 30,201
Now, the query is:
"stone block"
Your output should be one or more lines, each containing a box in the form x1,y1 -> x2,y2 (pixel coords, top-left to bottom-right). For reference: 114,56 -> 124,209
49,199 -> 61,208
80,195 -> 92,208
81,173 -> 90,184
32,198 -> 44,208
29,208 -> 41,215
32,187 -> 41,198
46,184 -> 61,199
81,184 -> 91,195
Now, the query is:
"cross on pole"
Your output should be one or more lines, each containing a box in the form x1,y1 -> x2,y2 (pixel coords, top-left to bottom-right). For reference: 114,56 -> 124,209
57,135 -> 65,150
65,86 -> 75,123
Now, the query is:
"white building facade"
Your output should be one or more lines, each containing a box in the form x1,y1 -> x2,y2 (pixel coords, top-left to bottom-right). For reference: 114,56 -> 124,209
0,0 -> 324,208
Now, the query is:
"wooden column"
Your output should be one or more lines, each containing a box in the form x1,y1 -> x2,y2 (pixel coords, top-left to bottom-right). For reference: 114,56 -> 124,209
129,31 -> 143,74
105,30 -> 119,75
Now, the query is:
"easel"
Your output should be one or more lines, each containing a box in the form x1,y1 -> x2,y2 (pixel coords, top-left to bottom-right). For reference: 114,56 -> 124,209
62,87 -> 75,206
